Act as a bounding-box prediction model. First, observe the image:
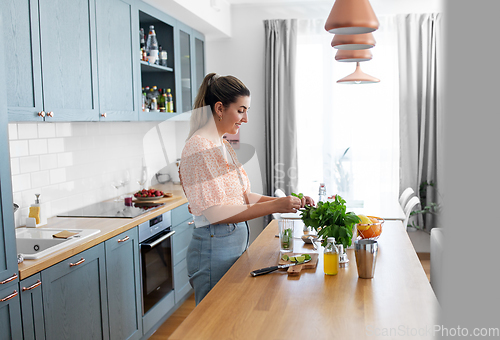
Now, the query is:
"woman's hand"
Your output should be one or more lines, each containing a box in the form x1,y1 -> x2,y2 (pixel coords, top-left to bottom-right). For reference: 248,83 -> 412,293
273,196 -> 302,213
300,196 -> 315,208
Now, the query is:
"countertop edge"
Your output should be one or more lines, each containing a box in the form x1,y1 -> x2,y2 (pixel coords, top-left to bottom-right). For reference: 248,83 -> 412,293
18,196 -> 189,280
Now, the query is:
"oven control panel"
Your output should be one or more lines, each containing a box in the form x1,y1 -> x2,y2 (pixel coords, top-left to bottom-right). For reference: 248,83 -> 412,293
138,211 -> 172,243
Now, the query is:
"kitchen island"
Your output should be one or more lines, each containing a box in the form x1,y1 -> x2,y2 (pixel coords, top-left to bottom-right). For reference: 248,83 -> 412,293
170,219 -> 439,340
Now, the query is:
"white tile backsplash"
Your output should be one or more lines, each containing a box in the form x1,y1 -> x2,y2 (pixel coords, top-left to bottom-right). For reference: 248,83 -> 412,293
10,140 -> 29,157
19,156 -> 40,173
39,153 -> 58,170
17,123 -> 38,139
8,121 -> 184,227
29,139 -> 48,155
38,123 -> 56,138
47,138 -> 64,153
8,124 -> 18,140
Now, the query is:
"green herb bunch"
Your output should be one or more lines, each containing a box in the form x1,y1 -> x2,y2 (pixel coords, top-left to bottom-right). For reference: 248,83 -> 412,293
292,193 -> 360,249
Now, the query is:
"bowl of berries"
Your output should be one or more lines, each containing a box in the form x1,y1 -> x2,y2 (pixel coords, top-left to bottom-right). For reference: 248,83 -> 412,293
133,188 -> 166,201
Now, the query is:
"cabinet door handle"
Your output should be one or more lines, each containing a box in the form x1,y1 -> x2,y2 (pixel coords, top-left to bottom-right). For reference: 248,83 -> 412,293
38,111 -> 45,117
22,280 -> 41,291
0,273 -> 18,285
117,235 -> 129,243
0,290 -> 18,302
47,111 -> 54,117
101,113 -> 106,118
69,258 -> 85,267
188,221 -> 194,225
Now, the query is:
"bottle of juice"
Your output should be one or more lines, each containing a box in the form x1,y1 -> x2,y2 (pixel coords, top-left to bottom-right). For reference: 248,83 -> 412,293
324,237 -> 339,275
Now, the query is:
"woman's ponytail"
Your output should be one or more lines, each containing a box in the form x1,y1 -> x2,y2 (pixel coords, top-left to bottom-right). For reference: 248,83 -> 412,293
186,73 -> 250,141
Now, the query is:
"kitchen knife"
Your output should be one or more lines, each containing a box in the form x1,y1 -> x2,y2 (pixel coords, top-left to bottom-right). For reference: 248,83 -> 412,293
250,259 -> 311,277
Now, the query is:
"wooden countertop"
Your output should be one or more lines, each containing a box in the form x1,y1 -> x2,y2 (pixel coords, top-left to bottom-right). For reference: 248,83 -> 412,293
18,184 -> 188,280
170,219 -> 440,340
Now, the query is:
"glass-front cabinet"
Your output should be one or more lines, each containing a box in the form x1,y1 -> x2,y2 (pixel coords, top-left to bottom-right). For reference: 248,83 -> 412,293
138,8 -> 177,121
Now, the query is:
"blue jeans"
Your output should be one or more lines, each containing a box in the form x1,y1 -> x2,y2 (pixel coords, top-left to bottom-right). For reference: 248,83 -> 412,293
186,221 -> 249,305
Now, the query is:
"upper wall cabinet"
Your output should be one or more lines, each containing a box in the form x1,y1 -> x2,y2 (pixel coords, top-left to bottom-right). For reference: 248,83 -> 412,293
2,0 -> 44,121
3,0 -> 99,122
137,6 -> 179,122
38,0 -> 99,122
2,0 -> 205,123
95,0 -> 139,121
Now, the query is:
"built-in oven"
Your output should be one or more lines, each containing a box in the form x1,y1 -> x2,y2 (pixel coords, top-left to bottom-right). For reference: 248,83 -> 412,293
138,211 -> 175,315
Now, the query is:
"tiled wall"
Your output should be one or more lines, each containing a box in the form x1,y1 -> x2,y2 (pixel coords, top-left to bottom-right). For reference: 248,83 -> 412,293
8,121 -> 188,228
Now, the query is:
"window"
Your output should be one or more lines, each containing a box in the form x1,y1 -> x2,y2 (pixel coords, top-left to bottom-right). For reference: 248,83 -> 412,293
295,17 -> 399,204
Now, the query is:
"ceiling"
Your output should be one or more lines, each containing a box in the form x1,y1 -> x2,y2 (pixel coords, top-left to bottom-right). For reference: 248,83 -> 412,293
225,0 -> 443,16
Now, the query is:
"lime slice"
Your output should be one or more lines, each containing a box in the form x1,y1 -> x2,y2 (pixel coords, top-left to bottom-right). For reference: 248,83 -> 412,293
295,255 -> 306,263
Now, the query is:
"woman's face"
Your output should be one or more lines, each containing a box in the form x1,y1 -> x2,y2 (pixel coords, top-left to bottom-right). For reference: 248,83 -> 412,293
218,96 -> 250,135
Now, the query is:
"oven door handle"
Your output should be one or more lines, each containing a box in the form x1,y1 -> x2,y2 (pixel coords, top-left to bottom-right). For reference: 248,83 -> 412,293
141,230 -> 176,249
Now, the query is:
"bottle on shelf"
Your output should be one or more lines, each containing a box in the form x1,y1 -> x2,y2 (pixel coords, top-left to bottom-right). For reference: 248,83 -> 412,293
166,88 -> 174,113
151,98 -> 158,111
152,86 -> 159,99
147,87 -> 156,108
160,48 -> 168,67
161,93 -> 167,112
141,87 -> 146,111
146,25 -> 159,64
140,28 -> 145,60
324,237 -> 339,275
318,183 -> 327,203
158,88 -> 165,111
144,86 -> 151,109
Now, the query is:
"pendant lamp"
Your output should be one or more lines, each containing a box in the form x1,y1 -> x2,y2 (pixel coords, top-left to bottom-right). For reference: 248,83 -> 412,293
337,62 -> 380,84
335,49 -> 372,62
325,0 -> 379,34
331,33 -> 376,50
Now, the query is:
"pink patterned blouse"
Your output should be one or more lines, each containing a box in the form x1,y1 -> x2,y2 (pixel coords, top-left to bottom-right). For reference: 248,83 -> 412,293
179,135 -> 251,216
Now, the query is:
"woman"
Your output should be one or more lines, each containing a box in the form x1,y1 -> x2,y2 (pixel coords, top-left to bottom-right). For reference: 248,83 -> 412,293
180,73 -> 314,304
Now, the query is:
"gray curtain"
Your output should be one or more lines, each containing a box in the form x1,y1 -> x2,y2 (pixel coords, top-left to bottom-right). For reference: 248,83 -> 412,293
397,13 -> 443,230
264,19 -> 298,198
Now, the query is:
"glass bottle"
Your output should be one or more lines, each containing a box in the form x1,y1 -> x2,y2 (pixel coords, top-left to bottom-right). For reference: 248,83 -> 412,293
166,88 -> 174,113
146,25 -> 159,64
318,183 -> 327,203
324,237 -> 339,275
140,28 -> 145,59
157,88 -> 164,110
151,98 -> 158,111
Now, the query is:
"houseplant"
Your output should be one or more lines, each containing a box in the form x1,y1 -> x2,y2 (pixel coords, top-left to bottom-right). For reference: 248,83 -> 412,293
293,193 -> 360,249
409,181 -> 441,232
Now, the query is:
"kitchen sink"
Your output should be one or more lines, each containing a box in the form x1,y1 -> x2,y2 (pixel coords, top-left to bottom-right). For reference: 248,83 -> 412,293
16,228 -> 100,260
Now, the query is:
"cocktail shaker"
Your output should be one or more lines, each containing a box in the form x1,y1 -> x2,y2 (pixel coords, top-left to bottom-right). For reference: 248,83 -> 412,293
354,239 -> 378,278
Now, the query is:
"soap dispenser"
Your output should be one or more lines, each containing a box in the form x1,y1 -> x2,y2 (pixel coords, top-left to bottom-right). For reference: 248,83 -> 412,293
27,194 -> 47,228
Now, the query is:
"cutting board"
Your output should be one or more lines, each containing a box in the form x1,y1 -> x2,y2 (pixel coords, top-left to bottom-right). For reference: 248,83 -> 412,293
279,253 -> 319,276
132,194 -> 177,205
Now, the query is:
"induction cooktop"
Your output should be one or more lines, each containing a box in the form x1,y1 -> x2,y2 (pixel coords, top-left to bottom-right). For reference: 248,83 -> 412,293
57,201 -> 164,219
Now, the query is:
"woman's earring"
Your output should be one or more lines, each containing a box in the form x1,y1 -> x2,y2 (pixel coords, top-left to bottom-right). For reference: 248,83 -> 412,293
219,115 -> 222,121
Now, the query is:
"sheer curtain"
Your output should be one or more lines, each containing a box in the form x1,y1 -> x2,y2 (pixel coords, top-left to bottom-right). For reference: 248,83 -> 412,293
295,17 -> 400,204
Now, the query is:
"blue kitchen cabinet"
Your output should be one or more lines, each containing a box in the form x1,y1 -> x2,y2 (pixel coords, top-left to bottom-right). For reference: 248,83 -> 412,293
38,0 -> 99,122
0,13 -> 23,339
171,204 -> 194,304
193,30 -> 206,100
0,282 -> 23,340
3,0 -> 100,122
20,274 -> 45,340
41,244 -> 109,340
1,0 -> 44,121
95,0 -> 140,121
105,228 -> 142,340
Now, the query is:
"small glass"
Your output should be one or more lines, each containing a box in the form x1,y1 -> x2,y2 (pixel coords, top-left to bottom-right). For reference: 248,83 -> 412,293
279,219 -> 294,253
